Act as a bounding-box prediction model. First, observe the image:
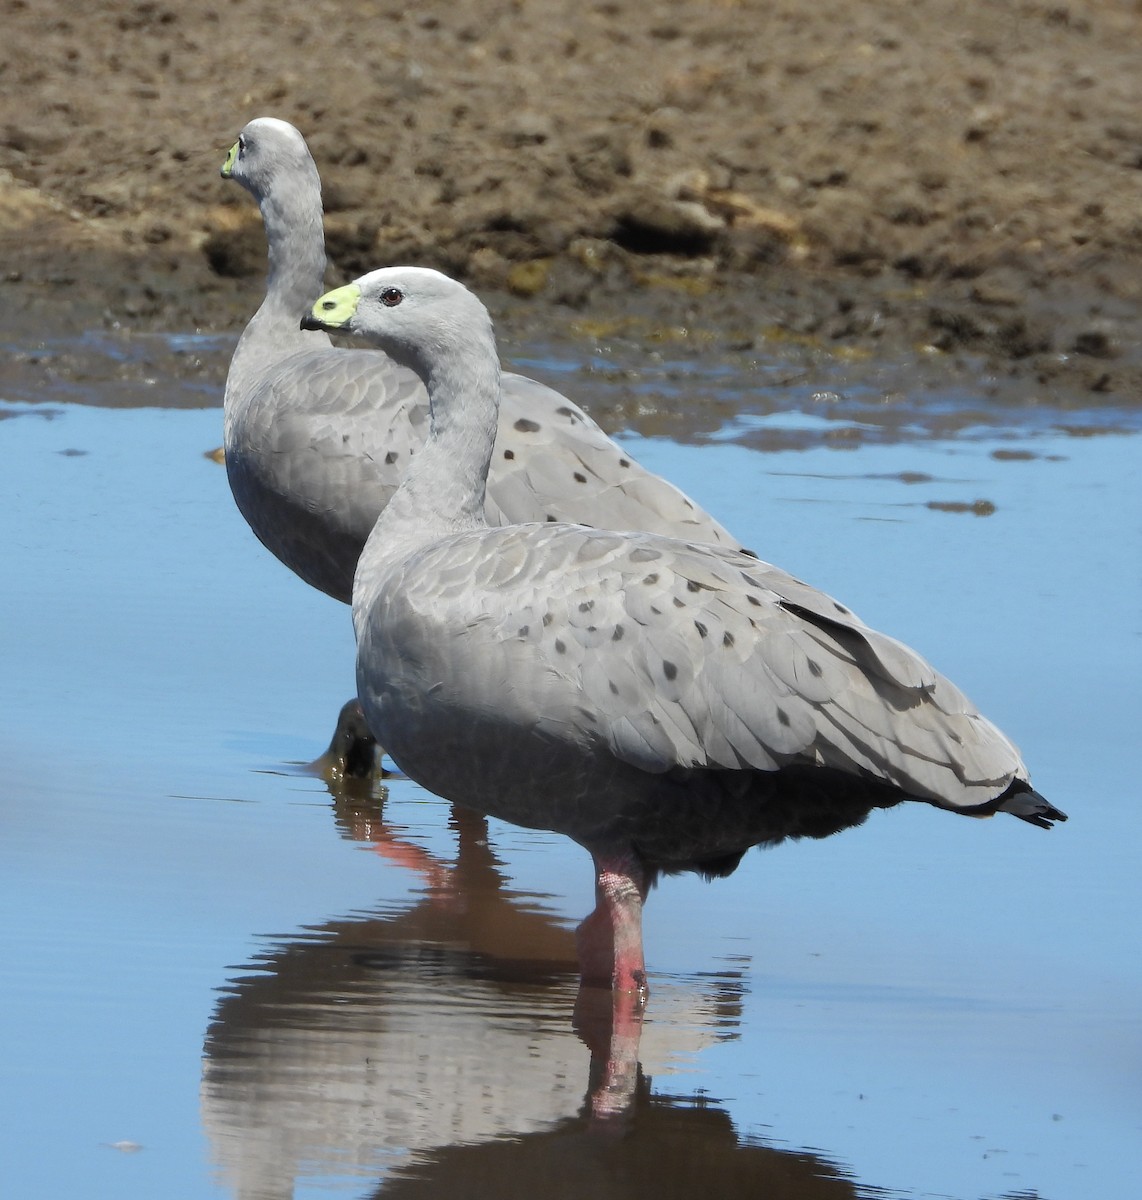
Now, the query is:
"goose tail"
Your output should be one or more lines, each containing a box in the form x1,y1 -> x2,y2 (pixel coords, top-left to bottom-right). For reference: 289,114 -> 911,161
996,780 -> 1068,830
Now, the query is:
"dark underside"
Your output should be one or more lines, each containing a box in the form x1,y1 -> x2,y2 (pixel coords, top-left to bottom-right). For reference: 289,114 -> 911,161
628,767 -> 1065,886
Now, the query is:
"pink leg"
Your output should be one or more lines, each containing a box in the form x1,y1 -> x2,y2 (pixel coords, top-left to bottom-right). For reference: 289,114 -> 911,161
368,835 -> 455,900
573,983 -> 646,1127
575,850 -> 649,995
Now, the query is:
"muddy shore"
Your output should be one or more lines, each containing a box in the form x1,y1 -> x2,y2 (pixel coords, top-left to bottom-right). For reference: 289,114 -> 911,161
2,0 -> 1141,418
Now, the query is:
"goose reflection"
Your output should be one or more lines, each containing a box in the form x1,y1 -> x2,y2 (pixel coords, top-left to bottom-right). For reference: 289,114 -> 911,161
213,738 -> 871,1199
295,699 -> 470,892
201,803 -> 750,1199
371,1085 -> 864,1200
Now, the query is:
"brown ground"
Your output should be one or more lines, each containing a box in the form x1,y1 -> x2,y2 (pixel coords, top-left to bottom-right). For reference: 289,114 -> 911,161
2,0 -> 1141,411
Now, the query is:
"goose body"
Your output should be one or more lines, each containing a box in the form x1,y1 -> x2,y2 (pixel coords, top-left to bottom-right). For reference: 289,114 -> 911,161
221,117 -> 744,604
303,267 -> 1065,994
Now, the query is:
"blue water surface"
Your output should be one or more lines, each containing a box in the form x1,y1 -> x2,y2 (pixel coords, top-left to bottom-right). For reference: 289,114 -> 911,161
0,340 -> 1139,1200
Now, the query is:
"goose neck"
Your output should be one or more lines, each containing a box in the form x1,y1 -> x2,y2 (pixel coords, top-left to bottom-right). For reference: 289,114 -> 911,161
352,338 -> 501,630
259,174 -> 328,323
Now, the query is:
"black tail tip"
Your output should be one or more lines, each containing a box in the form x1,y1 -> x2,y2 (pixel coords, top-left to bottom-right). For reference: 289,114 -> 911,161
1000,782 -> 1068,830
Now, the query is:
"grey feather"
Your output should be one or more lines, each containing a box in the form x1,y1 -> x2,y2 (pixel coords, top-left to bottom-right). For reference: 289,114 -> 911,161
361,524 -> 1038,811
302,266 -> 1065,991
221,118 -> 746,604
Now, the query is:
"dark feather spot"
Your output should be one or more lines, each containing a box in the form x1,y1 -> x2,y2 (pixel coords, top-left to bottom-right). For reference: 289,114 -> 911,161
518,624 -> 529,637
612,624 -> 624,641
579,600 -> 594,612
741,548 -> 759,559
683,499 -> 693,510
807,659 -> 823,677
723,631 -> 735,648
554,638 -> 566,654
556,406 -> 577,419
695,621 -> 708,638
542,613 -> 553,626
776,708 -> 791,727
609,680 -> 619,694
650,605 -> 662,615
834,602 -> 849,614
503,449 -> 515,460
643,573 -> 659,585
573,471 -> 587,483
619,458 -> 631,468
384,451 -> 398,464
663,660 -> 678,681
686,579 -> 707,592
672,597 -> 685,608
546,514 -> 557,522
514,418 -> 540,433
746,594 -> 762,607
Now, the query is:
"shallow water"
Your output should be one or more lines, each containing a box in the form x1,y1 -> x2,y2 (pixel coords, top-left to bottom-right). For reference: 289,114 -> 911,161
1,330 -> 1139,1200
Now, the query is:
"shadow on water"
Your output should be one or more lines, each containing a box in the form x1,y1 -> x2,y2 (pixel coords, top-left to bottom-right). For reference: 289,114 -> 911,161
201,791 -> 869,1200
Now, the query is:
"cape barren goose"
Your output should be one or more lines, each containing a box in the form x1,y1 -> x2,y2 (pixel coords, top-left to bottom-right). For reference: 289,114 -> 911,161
301,266 -> 1065,994
220,118 -> 745,607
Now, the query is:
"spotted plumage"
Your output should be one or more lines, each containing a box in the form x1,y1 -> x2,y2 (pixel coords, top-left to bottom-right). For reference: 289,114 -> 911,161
303,265 -> 1065,994
358,522 -> 1053,865
221,117 -> 745,605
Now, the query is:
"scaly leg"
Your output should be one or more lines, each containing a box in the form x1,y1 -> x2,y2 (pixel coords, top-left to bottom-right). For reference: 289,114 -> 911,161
576,850 -> 649,995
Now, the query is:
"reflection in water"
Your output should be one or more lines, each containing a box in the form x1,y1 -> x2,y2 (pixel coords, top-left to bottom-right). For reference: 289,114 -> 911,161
202,798 -> 839,1199
296,703 -> 480,893
372,1089 -> 864,1200
7,350 -> 1125,1200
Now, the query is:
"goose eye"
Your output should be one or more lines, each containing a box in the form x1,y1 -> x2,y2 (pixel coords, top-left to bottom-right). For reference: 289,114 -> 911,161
380,287 -> 403,307
237,136 -> 246,155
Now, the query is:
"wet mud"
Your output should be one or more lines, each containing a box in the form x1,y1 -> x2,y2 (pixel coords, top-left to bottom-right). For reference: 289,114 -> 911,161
2,0 -> 1142,424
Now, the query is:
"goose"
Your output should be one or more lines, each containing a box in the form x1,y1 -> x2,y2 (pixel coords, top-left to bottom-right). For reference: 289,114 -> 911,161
301,266 -> 1066,994
220,117 -> 745,607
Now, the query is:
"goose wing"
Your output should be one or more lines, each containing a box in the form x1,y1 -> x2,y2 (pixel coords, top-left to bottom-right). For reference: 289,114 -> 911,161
491,375 -> 744,551
226,353 -> 748,603
374,526 -> 1027,812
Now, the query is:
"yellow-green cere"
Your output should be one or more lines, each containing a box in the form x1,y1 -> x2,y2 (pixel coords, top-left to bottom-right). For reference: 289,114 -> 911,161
310,284 -> 362,330
220,141 -> 239,178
